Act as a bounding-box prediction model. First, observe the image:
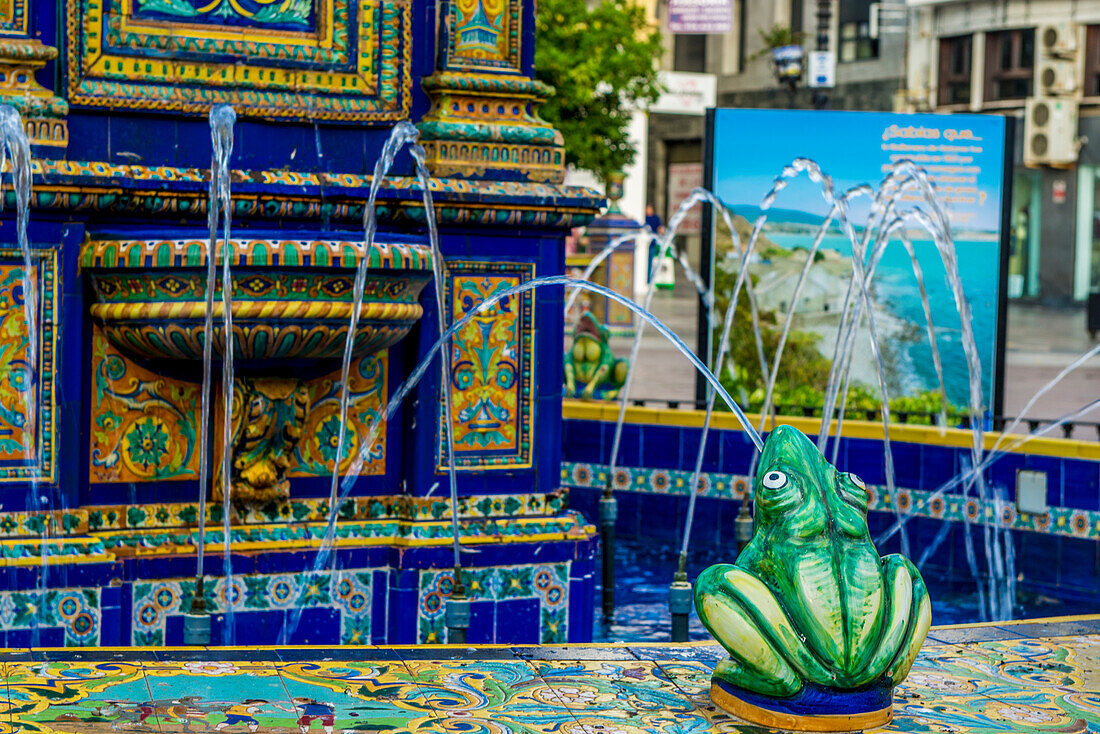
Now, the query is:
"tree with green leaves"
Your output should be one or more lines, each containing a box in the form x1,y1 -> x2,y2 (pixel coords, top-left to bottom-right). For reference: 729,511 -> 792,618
534,0 -> 664,187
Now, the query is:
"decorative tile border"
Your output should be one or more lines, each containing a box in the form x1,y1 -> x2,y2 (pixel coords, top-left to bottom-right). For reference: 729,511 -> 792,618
0,492 -> 569,539
3,161 -> 602,227
80,238 -> 432,271
14,159 -> 597,194
95,514 -> 592,555
419,563 -> 569,643
561,461 -> 1100,541
0,511 -> 593,560
132,569 -> 375,646
0,587 -> 101,645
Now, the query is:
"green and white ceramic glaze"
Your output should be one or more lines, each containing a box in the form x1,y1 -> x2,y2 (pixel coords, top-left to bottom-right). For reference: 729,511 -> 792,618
695,425 -> 931,702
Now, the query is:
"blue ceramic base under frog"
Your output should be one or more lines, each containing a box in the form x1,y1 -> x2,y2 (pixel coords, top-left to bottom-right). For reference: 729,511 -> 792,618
710,675 -> 893,732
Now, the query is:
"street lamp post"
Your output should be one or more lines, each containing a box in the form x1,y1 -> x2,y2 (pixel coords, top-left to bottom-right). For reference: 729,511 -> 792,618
770,44 -> 804,108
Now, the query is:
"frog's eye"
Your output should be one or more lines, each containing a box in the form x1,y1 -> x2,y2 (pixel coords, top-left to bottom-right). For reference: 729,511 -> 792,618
845,473 -> 866,490
761,470 -> 788,489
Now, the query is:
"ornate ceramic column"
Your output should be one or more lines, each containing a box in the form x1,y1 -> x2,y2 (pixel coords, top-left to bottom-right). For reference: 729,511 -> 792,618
0,4 -> 68,148
417,0 -> 565,182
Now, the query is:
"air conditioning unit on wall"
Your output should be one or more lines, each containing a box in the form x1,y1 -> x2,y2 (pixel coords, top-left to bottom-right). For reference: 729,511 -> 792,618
1024,97 -> 1080,167
1038,59 -> 1079,96
1039,22 -> 1079,57
1035,22 -> 1081,98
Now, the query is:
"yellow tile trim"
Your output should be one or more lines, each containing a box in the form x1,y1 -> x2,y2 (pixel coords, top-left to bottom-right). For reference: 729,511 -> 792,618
563,400 -> 1100,461
931,613 -> 1100,630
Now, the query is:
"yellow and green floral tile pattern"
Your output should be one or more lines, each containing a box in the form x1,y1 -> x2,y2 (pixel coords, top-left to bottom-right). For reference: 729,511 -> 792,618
2,631 -> 1099,733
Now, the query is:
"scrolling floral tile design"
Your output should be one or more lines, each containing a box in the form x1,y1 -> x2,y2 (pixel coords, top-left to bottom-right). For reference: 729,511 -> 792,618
2,635 -> 1099,732
89,321 -> 386,484
0,249 -> 57,483
67,0 -> 411,121
291,354 -> 386,478
89,325 -> 200,483
439,261 -> 534,470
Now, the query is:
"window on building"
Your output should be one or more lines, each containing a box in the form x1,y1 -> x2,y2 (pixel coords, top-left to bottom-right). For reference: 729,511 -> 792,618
938,35 -> 972,105
790,0 -> 803,35
1085,25 -> 1100,96
673,35 -> 707,73
985,29 -> 1034,101
839,0 -> 879,61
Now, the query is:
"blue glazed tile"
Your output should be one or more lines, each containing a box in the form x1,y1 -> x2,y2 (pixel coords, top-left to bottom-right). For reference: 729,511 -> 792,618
614,424 -> 643,468
568,578 -> 589,644
494,598 -> 540,643
889,441 -> 922,488
1057,537 -> 1099,592
688,496 -> 722,549
697,428 -> 723,473
387,585 -> 418,644
371,570 -> 389,645
920,446 -> 959,491
987,451 -> 1024,500
9,627 -> 64,648
720,430 -> 756,475
1017,531 -> 1058,587
286,607 -> 342,646
641,426 -> 682,470
846,438 -> 886,486
569,485 -> 600,526
562,420 -> 604,463
1061,459 -> 1099,511
466,600 -> 495,643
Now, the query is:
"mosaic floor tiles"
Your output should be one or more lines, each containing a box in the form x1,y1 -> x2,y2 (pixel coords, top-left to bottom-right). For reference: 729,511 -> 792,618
1,630 -> 1098,733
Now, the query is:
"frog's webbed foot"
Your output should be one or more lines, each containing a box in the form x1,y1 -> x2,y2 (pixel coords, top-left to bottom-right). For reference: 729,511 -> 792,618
695,564 -> 839,697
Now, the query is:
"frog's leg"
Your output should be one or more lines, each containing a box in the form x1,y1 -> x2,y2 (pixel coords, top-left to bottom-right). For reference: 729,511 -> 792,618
581,363 -> 610,400
852,554 -> 930,687
884,555 -> 931,685
696,564 -> 836,696
564,360 -> 577,396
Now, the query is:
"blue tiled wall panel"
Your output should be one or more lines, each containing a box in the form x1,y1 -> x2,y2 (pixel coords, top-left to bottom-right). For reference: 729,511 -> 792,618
562,416 -> 1100,602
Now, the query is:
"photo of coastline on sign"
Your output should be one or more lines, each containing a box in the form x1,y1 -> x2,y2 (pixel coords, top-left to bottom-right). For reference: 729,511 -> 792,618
706,108 -> 1010,418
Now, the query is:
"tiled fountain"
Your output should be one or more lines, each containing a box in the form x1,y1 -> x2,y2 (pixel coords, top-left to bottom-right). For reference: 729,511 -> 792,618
0,0 -> 601,646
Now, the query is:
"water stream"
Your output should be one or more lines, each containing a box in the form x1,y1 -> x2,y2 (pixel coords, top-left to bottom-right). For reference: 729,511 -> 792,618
209,104 -> 237,642
408,142 -> 463,592
0,105 -> 42,643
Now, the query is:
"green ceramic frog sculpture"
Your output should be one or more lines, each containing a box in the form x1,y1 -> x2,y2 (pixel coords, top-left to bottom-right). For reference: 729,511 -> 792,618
695,425 -> 930,731
563,312 -> 628,400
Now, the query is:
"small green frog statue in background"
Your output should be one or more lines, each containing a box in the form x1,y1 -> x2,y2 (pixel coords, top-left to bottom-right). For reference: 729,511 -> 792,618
563,312 -> 628,400
695,425 -> 931,732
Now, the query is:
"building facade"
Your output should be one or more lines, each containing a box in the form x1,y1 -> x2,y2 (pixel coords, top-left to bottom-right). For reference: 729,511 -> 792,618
647,0 -> 908,247
905,0 -> 1100,304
